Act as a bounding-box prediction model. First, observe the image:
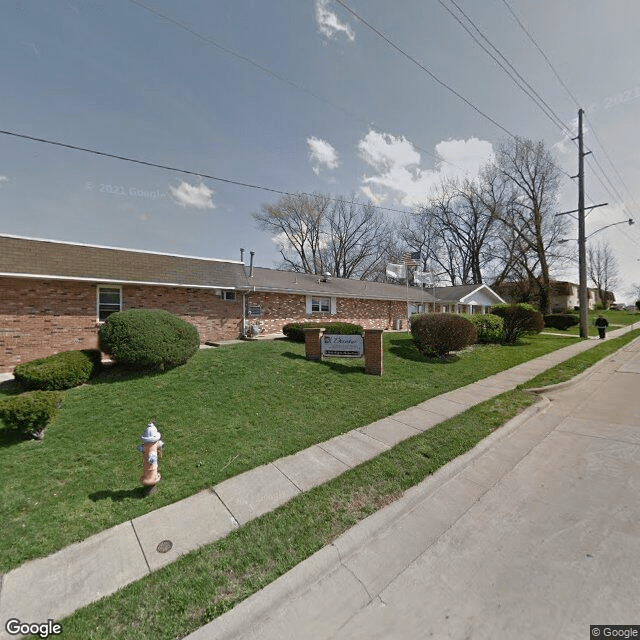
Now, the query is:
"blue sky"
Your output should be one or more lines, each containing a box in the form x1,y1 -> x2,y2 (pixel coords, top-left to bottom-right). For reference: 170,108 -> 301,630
2,1 -> 640,299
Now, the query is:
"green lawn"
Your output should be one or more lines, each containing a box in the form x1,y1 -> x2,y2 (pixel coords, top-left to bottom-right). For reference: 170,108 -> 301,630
542,309 -> 640,337
0,332 -> 577,573
59,389 -> 537,640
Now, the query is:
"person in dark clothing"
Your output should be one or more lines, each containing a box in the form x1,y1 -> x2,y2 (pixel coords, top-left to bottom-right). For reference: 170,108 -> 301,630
595,314 -> 609,339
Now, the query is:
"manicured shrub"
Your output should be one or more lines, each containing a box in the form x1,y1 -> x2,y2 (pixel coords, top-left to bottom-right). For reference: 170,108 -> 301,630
460,313 -> 504,343
544,313 -> 580,331
0,391 -> 62,439
491,303 -> 544,344
411,313 -> 477,358
99,309 -> 199,370
13,349 -> 102,390
282,322 -> 364,343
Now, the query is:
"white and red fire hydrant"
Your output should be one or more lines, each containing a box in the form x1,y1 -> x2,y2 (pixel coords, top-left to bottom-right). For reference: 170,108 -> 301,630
137,422 -> 164,490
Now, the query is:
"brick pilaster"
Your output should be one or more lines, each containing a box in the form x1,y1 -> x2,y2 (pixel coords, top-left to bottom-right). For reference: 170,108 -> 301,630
303,327 -> 325,361
363,329 -> 384,376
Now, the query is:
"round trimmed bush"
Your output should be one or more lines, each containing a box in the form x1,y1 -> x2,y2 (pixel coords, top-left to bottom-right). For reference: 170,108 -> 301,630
282,322 -> 363,343
14,349 -> 102,390
544,313 -> 579,331
460,313 -> 504,343
491,303 -> 544,343
411,313 -> 477,358
0,391 -> 63,439
99,309 -> 199,370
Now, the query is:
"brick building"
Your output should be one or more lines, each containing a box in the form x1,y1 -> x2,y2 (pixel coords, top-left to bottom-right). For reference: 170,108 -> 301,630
0,234 -> 504,372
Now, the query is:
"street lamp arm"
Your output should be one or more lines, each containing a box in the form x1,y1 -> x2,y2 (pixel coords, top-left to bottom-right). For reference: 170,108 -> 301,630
586,218 -> 634,240
559,218 -> 634,243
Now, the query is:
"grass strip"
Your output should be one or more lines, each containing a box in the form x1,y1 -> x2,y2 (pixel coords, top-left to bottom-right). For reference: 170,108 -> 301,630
56,390 -> 536,640
0,332 -> 577,572
520,328 -> 640,389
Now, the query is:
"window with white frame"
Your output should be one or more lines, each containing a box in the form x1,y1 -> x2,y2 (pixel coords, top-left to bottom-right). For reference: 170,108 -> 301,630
306,295 -> 336,314
312,297 -> 330,312
97,286 -> 122,322
222,290 -> 236,301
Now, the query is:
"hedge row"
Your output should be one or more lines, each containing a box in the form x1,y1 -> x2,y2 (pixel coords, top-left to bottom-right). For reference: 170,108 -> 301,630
13,349 -> 102,391
282,322 -> 364,343
459,313 -> 504,344
0,391 -> 63,439
99,308 -> 199,370
411,313 -> 477,358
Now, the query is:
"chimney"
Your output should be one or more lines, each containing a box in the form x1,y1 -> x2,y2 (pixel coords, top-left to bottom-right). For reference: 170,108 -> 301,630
240,248 -> 245,262
249,251 -> 255,278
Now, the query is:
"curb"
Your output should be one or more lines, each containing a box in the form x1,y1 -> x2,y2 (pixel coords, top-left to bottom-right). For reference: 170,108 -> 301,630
190,396 -> 552,640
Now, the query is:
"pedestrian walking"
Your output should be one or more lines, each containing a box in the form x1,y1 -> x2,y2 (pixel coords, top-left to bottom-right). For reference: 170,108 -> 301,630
595,314 -> 609,339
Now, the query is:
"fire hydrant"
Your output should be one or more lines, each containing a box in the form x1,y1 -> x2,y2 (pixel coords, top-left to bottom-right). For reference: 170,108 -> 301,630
137,422 -> 164,492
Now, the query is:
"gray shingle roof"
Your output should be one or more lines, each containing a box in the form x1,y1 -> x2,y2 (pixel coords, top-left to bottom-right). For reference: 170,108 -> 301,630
0,234 -> 247,289
247,267 -> 436,303
2,234 -> 507,305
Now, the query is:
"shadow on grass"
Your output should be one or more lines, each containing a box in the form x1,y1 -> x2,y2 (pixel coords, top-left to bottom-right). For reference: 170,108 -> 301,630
280,351 -> 366,374
0,428 -> 33,449
0,378 -> 25,397
388,338 -> 461,364
89,363 -> 171,386
89,487 -> 148,502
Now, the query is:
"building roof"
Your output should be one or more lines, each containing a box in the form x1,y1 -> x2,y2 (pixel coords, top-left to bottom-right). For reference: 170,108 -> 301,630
247,266 -> 436,303
0,234 -> 435,302
433,284 -> 505,305
1,234 -> 507,305
0,234 -> 247,290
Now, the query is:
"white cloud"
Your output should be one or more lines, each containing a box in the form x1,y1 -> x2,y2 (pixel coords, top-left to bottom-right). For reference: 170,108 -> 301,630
0,176 -> 8,185
315,0 -> 355,41
307,136 -> 339,175
358,130 -> 494,207
169,181 -> 215,209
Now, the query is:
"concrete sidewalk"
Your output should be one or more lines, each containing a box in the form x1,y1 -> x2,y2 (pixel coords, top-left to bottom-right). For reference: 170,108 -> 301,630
1,324 -> 639,638
188,331 -> 640,640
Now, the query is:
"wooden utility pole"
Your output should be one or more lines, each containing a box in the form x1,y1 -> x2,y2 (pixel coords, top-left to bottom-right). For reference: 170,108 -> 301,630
576,108 -> 590,339
574,109 -> 591,338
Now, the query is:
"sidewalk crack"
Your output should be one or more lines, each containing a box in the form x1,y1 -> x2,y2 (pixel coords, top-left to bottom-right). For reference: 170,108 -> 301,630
130,520 -> 151,574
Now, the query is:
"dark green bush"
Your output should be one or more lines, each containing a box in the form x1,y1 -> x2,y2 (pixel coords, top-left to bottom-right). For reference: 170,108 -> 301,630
13,349 -> 102,390
491,303 -> 544,343
544,313 -> 580,331
0,391 -> 62,439
460,313 -> 504,343
282,322 -> 364,343
410,313 -> 477,358
99,309 -> 199,370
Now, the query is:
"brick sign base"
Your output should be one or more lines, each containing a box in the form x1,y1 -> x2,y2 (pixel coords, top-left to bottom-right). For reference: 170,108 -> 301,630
303,327 -> 383,375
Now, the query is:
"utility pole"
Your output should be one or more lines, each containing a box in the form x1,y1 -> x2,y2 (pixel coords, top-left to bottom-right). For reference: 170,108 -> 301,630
576,109 -> 589,338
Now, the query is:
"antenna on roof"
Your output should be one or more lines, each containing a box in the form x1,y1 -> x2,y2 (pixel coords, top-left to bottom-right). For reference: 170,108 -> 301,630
249,251 -> 255,278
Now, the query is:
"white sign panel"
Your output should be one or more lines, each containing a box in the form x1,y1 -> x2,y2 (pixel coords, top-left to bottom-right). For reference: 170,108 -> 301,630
321,334 -> 364,357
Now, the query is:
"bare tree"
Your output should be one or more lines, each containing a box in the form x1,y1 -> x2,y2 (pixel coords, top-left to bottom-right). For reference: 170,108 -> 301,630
254,193 -> 392,279
489,137 -> 567,313
254,193 -> 330,274
321,199 -> 394,279
588,240 -> 618,308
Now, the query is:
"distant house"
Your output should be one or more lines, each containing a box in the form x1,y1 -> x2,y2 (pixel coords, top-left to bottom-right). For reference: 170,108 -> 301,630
493,279 -> 613,312
0,234 -> 506,372
430,284 -> 505,315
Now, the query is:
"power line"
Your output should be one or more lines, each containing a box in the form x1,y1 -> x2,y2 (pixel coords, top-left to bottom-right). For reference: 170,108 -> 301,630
499,0 -> 581,109
124,0 -> 467,175
584,113 -> 640,212
332,0 -> 516,139
438,0 -> 574,138
0,129 -> 414,215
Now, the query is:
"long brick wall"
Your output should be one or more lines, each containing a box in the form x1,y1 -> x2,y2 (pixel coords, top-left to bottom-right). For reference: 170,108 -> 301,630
0,278 -> 243,372
1,278 -> 412,373
245,291 -> 408,334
